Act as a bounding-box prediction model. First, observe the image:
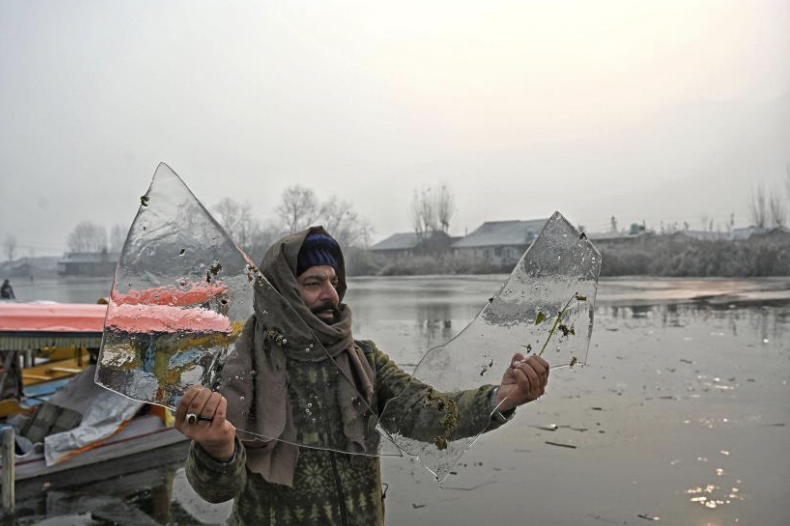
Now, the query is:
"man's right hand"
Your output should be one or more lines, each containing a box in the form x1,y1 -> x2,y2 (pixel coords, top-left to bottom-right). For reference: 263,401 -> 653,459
175,385 -> 237,462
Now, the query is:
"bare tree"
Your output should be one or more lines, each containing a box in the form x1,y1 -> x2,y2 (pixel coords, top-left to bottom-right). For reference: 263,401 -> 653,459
785,162 -> 790,205
110,224 -> 127,252
3,235 -> 17,261
319,197 -> 365,248
700,214 -> 710,232
726,213 -> 735,234
276,185 -> 320,234
748,183 -> 767,228
410,190 -> 425,238
67,221 -> 108,253
410,187 -> 440,238
768,192 -> 786,228
214,198 -> 259,248
436,183 -> 454,233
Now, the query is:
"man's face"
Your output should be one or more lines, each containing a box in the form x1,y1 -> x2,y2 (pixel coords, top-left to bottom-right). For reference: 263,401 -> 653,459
297,265 -> 340,324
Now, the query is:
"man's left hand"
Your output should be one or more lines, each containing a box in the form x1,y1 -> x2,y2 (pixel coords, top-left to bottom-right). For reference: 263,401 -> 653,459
496,353 -> 550,412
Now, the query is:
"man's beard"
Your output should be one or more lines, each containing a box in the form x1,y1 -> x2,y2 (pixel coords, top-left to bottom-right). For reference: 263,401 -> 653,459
311,301 -> 341,324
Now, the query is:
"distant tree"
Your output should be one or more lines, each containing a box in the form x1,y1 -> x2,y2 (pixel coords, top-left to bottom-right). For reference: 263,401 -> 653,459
699,214 -> 714,232
276,185 -> 320,234
67,221 -> 107,253
785,162 -> 790,207
768,192 -> 786,228
268,187 -> 372,250
436,183 -> 454,233
410,185 -> 451,238
319,197 -> 371,248
3,235 -> 17,261
214,198 -> 259,249
109,224 -> 127,252
410,190 -> 426,238
610,215 -> 618,233
748,183 -> 767,228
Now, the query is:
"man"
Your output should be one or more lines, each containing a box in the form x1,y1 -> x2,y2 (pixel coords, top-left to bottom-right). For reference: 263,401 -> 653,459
176,227 -> 549,526
0,279 -> 15,300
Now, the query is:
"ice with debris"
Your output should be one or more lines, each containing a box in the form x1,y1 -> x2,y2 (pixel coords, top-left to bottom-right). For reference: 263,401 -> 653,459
95,163 -> 393,456
378,212 -> 601,481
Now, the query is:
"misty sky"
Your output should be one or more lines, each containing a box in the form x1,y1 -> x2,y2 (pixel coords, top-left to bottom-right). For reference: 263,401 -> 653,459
1,0 -> 789,256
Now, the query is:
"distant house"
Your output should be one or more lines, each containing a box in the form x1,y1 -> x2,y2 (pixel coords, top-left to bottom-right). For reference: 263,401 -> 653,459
731,226 -> 771,240
588,223 -> 652,244
58,250 -> 120,277
451,219 -> 547,268
748,226 -> 790,242
680,230 -> 731,241
0,256 -> 60,279
370,231 -> 455,259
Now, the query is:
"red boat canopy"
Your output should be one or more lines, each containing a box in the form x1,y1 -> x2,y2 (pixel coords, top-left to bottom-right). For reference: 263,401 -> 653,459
0,303 -> 108,352
0,303 -> 107,333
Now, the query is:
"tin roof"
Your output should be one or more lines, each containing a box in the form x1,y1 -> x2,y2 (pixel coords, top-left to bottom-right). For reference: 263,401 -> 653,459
452,219 -> 548,248
370,232 -> 421,251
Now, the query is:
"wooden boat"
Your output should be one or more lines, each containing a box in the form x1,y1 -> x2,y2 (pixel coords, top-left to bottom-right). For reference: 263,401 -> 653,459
0,303 -> 189,501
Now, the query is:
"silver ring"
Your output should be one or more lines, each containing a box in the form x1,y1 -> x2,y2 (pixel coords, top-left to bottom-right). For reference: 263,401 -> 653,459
186,413 -> 213,425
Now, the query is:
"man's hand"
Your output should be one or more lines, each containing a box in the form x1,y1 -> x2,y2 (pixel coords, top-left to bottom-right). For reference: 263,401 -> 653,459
496,354 -> 550,412
175,385 -> 237,462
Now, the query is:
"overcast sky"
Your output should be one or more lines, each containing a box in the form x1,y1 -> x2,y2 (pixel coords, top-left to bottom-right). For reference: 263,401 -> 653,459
1,0 -> 789,256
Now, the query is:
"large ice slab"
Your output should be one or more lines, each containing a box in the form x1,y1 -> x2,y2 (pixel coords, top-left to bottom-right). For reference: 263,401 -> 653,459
378,212 -> 601,481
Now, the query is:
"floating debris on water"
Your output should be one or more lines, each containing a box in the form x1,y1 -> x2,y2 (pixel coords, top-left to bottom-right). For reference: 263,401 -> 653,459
545,441 -> 577,449
637,513 -> 660,521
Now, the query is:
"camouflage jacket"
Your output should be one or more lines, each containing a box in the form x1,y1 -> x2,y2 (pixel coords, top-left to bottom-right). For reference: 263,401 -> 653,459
186,340 -> 507,526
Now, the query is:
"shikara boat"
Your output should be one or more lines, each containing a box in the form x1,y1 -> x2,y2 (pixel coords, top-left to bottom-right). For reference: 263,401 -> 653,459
0,302 -> 190,500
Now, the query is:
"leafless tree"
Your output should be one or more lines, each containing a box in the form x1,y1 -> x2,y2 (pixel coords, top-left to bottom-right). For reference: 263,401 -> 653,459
768,192 -> 786,228
67,221 -> 107,253
3,235 -> 17,261
410,190 -> 425,238
110,224 -> 127,252
276,185 -> 321,234
214,198 -> 259,249
436,183 -> 454,233
748,183 -> 767,228
411,187 -> 441,238
785,162 -> 790,205
318,197 -> 369,248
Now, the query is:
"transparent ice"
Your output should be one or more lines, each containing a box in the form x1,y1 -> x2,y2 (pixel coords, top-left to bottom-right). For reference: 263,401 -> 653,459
95,163 -> 394,456
378,212 -> 601,481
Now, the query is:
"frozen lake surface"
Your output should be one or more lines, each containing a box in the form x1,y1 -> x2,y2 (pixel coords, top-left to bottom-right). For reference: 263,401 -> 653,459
6,276 -> 790,526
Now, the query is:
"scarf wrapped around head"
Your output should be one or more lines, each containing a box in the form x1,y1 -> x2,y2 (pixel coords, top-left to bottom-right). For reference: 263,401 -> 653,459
222,227 -> 375,487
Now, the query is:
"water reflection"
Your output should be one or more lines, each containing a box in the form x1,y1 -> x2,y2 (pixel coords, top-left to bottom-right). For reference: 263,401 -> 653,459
596,302 -> 790,347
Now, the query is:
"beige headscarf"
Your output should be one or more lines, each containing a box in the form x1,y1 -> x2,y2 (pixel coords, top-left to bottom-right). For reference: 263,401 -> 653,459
222,227 -> 375,487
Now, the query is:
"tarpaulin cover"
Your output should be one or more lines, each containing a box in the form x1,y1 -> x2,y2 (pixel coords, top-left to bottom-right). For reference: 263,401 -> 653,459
44,364 -> 143,466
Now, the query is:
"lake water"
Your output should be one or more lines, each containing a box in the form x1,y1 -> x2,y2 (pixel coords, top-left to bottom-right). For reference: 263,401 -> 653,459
5,276 -> 790,526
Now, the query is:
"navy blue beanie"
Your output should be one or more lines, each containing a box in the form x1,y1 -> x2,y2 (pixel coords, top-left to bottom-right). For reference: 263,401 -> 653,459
297,233 -> 341,276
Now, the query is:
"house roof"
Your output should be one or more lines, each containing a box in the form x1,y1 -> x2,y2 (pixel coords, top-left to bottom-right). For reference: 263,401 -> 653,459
680,230 -> 731,241
59,252 -> 121,264
370,232 -> 420,251
452,219 -> 548,248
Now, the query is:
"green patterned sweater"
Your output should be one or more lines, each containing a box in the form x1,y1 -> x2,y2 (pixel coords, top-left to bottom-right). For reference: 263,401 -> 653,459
186,340 -> 506,526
